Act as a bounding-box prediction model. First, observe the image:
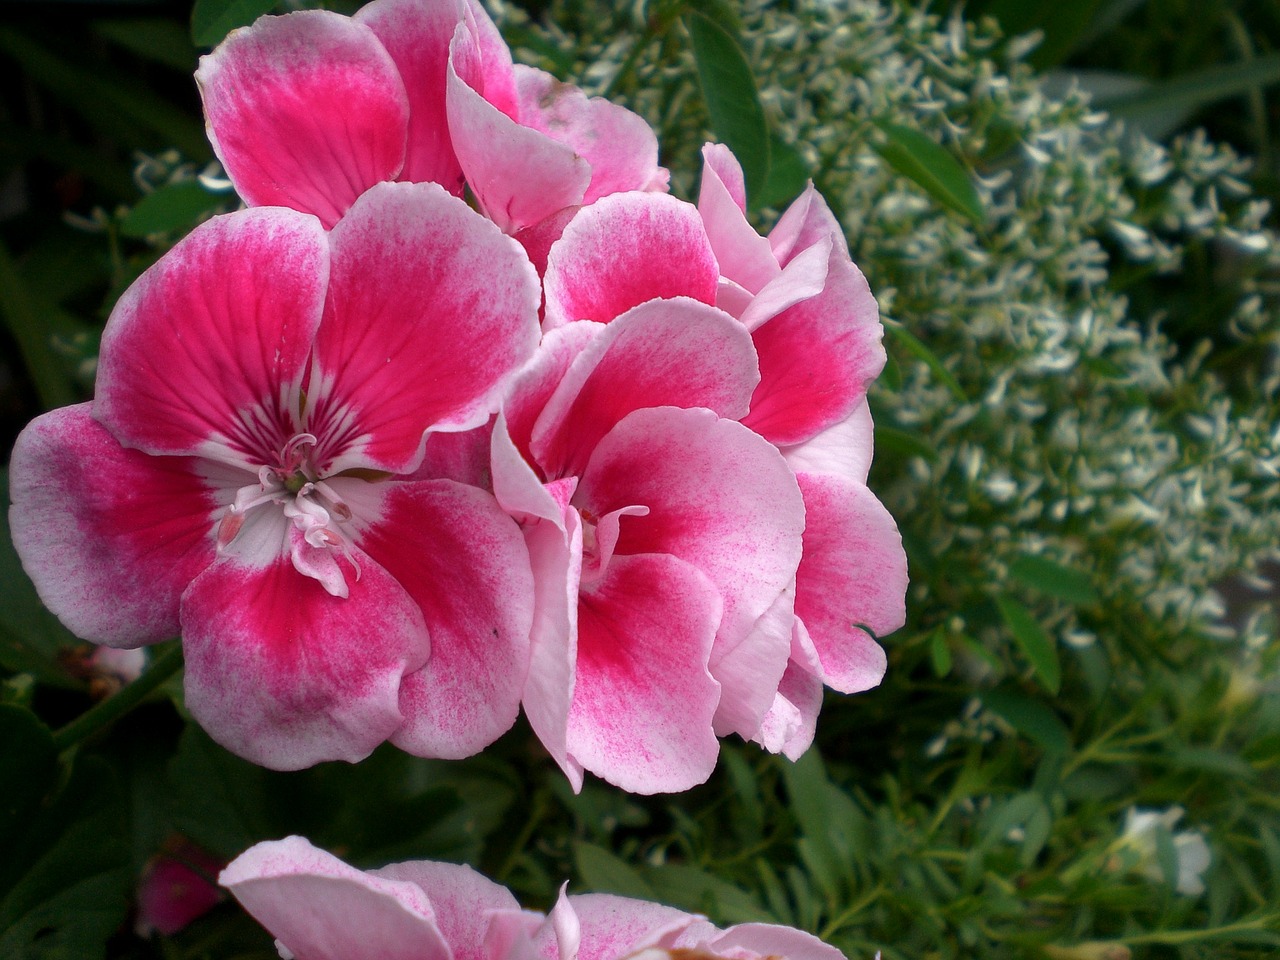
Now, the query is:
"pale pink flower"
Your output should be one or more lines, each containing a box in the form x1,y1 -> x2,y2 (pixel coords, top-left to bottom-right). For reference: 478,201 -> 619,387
9,181 -> 539,769
536,158 -> 907,760
493,301 -> 806,793
221,836 -> 848,960
197,0 -> 666,233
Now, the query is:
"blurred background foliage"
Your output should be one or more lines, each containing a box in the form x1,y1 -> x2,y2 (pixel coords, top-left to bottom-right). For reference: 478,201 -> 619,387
3,1 -> 1280,958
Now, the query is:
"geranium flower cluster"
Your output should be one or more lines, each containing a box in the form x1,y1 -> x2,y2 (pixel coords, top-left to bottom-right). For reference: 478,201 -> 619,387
8,0 -> 906,793
222,836 -> 855,960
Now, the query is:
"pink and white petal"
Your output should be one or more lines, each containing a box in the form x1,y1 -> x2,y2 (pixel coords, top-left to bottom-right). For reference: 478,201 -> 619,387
737,238 -> 830,334
751,641 -> 822,762
351,480 -> 533,760
542,193 -> 719,329
461,0 -> 518,116
413,419 -> 495,489
9,405 -> 220,647
371,859 -> 521,960
221,837 -> 448,960
515,65 -> 667,205
503,323 -> 601,468
447,28 -> 589,234
530,298 -> 760,480
569,553 -> 722,794
181,549 -> 428,770
697,143 -> 779,294
96,208 -> 325,462
311,181 -> 540,475
514,207 -> 580,278
197,12 -> 408,228
794,473 -> 905,693
743,250 -> 885,447
355,0 -> 469,193
779,399 -> 874,485
767,183 -> 849,268
578,408 -> 804,734
706,924 -> 849,960
555,894 -> 694,960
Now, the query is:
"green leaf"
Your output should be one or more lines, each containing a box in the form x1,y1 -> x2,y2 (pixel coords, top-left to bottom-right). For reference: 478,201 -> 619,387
1097,53 -> 1280,125
94,18 -> 197,72
0,707 -> 57,854
755,133 -> 810,210
683,11 -> 770,205
873,425 -> 938,462
1008,554 -> 1100,605
643,864 -> 766,924
872,120 -> 983,224
121,181 -> 229,238
981,0 -> 1108,69
574,842 -> 657,900
192,0 -> 279,47
0,757 -> 131,960
1165,747 -> 1255,780
0,242 -> 78,411
929,628 -> 953,677
995,595 -> 1061,695
167,725 -> 277,858
982,687 -> 1071,756
883,323 -> 967,402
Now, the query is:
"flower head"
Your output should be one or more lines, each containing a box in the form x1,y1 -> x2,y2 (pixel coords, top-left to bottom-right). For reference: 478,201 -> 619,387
1110,806 -> 1211,896
10,181 -> 540,768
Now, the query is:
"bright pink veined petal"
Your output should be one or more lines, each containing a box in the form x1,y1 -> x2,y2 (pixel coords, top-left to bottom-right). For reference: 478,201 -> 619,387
9,404 -> 219,647
354,0 -> 470,194
197,12 -> 409,228
569,553 -> 722,794
181,549 -> 429,770
779,399 -> 874,485
515,65 -> 669,205
221,836 -> 449,960
697,143 -> 779,294
447,27 -> 589,234
794,472 -> 905,693
95,208 -> 325,463
529,298 -> 760,480
742,245 -> 885,447
350,479 -> 533,760
371,859 -> 521,960
577,407 -> 804,738
542,193 -> 719,329
540,895 -> 693,960
310,181 -> 540,475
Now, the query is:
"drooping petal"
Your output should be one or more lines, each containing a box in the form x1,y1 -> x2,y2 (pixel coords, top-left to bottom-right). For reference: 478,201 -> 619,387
542,895 -> 692,960
794,472 -> 905,693
767,182 -> 848,268
371,859 -> 521,960
752,624 -> 823,761
530,298 -> 760,480
742,245 -> 885,447
577,408 -> 804,737
310,181 -> 540,475
447,27 -> 589,234
542,193 -> 719,329
95,208 -> 326,463
351,479 -> 533,760
515,65 -> 668,205
197,12 -> 409,228
569,553 -> 722,794
221,836 -> 449,960
8,404 -> 220,647
181,549 -> 428,770
697,143 -> 779,294
779,399 -> 874,485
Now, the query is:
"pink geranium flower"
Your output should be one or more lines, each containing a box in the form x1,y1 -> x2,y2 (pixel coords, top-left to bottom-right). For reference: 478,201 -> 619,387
9,181 -> 539,769
197,0 -> 666,233
538,155 -> 907,759
493,297 -> 806,794
222,836 -> 850,960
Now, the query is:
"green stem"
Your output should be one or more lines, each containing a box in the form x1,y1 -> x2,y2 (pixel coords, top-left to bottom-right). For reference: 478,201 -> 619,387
52,642 -> 184,752
1119,915 -> 1279,946
493,787 -> 550,883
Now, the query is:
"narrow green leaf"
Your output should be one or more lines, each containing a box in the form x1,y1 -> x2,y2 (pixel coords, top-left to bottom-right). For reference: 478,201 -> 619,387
643,864 -> 765,924
982,687 -> 1071,756
982,0 -> 1107,69
755,133 -> 810,210
995,595 -> 1061,695
683,11 -> 770,205
121,181 -> 229,238
0,707 -> 57,853
1008,554 -> 1100,605
872,120 -> 983,224
884,323 -> 967,401
873,425 -> 938,462
929,628 -> 953,677
573,842 -> 656,900
1154,824 -> 1180,892
0,243 -> 77,410
1097,53 -> 1280,122
1165,747 -> 1255,780
94,18 -> 197,72
192,0 -> 279,47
